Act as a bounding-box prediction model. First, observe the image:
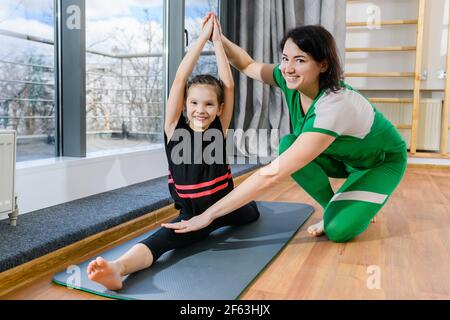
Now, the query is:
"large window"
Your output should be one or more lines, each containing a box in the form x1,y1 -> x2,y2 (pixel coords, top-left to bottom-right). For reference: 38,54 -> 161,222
0,0 -> 222,160
0,0 -> 55,162
185,0 -> 219,76
85,0 -> 165,153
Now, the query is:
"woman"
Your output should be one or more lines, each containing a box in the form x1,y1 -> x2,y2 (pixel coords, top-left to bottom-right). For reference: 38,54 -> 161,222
164,17 -> 407,243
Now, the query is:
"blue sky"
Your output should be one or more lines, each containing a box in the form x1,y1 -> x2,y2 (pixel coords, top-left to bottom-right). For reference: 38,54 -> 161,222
129,3 -> 217,23
0,0 -> 53,26
0,0 -> 219,55
1,0 -> 217,26
98,1 -> 217,24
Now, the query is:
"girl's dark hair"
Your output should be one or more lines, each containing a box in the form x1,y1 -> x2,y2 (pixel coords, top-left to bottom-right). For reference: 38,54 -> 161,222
280,25 -> 344,92
185,74 -> 224,105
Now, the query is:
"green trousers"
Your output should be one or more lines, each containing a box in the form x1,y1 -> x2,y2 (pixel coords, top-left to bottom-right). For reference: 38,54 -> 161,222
279,134 -> 407,243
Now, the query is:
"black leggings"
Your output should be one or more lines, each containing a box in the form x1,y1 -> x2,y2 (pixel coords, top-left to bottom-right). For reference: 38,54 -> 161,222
139,201 -> 260,262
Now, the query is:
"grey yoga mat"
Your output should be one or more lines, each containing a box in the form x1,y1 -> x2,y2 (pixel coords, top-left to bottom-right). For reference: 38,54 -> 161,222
53,201 -> 314,300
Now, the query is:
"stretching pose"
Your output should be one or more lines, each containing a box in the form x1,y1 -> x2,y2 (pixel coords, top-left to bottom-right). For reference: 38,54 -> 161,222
164,18 -> 407,243
86,15 -> 259,291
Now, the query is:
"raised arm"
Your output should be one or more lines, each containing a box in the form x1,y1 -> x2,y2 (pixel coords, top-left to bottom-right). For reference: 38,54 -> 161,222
202,14 -> 277,86
220,35 -> 277,86
211,16 -> 234,133
165,17 -> 214,141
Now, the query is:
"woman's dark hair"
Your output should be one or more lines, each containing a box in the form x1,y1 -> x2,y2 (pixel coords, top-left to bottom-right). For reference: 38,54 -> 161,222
280,25 -> 344,92
185,74 -> 224,105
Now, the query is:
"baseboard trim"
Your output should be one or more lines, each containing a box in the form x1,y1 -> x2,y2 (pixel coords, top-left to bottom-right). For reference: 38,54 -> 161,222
407,163 -> 450,170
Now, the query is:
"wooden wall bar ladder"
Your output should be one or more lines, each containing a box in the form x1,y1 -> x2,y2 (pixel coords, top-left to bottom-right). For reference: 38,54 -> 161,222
345,0 -> 426,155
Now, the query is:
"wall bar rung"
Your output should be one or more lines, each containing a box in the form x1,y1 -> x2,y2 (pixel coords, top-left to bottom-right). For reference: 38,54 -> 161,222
346,46 -> 416,52
369,98 -> 414,103
345,72 -> 415,78
346,20 -> 418,27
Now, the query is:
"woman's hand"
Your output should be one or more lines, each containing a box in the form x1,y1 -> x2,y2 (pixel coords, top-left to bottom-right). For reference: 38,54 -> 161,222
211,15 -> 222,42
162,212 -> 214,233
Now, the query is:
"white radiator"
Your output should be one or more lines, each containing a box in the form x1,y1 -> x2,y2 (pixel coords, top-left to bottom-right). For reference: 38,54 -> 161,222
0,130 -> 18,226
375,98 -> 442,151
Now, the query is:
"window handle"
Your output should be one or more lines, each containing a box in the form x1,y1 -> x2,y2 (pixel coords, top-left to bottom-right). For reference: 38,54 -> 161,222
184,29 -> 188,48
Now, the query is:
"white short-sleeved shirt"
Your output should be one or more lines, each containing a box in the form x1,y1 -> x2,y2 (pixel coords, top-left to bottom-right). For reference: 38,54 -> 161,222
273,64 -> 406,171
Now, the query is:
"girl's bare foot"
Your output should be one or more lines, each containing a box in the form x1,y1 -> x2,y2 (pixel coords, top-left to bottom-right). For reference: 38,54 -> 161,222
307,220 -> 324,236
87,257 -> 124,291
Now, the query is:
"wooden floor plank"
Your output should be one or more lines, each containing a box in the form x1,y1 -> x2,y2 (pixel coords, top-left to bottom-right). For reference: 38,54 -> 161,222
2,167 -> 450,300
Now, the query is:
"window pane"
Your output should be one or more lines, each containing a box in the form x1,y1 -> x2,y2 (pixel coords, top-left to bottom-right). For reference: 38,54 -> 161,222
85,0 -> 164,154
0,0 -> 55,162
185,0 -> 219,53
192,54 -> 218,76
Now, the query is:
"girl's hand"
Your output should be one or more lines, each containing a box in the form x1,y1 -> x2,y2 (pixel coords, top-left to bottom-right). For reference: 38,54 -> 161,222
201,13 -> 214,41
211,15 -> 222,42
162,213 -> 213,233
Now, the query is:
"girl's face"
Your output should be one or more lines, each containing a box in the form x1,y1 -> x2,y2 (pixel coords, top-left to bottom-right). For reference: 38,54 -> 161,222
185,84 -> 223,131
280,38 -> 328,92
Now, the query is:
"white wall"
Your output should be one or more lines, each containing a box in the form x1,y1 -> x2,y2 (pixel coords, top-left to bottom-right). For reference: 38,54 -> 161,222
346,0 -> 448,91
346,0 -> 450,152
0,145 -> 168,220
421,0 -> 449,90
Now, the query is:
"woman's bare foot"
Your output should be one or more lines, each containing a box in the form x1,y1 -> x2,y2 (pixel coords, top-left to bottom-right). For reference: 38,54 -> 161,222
306,215 -> 377,238
307,220 -> 324,236
87,257 -> 124,291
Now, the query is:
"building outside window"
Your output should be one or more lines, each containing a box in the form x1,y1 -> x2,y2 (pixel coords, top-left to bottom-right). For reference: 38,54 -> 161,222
0,0 -> 55,162
0,0 -> 221,160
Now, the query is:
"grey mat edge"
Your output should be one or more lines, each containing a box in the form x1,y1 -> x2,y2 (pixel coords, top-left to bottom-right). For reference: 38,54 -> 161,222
52,279 -> 137,300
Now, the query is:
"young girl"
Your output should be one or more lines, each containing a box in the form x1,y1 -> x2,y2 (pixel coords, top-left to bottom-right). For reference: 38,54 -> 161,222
86,15 -> 259,291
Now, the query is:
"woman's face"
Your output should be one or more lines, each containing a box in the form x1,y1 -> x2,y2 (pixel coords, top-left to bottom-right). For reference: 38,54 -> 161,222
280,38 -> 328,92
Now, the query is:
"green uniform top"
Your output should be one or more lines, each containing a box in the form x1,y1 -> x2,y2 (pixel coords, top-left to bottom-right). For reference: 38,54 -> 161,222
273,64 -> 406,172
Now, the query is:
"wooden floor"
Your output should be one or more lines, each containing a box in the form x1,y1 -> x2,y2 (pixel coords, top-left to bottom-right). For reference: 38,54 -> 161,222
3,166 -> 450,300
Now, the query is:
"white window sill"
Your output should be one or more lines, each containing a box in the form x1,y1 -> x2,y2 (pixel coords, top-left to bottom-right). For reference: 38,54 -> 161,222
16,144 -> 165,175
13,144 -> 168,214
